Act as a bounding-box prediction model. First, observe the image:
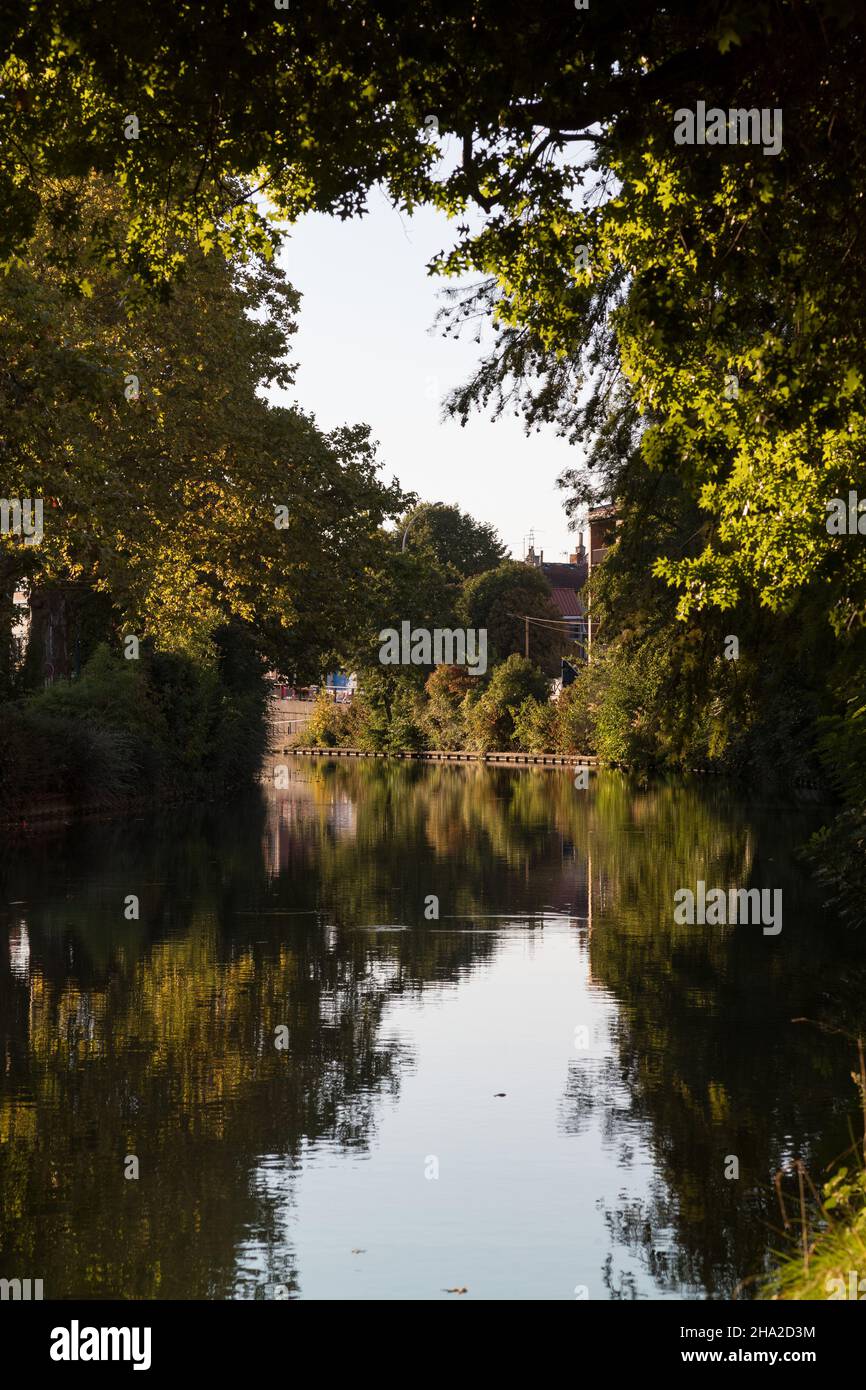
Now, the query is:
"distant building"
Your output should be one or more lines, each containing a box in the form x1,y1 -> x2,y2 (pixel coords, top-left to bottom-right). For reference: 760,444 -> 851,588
585,504 -> 618,573
526,542 -> 589,660
584,504 -> 619,647
525,503 -> 618,659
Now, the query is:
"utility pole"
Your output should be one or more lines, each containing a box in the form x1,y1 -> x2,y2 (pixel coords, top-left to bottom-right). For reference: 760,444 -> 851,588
525,615 -> 530,659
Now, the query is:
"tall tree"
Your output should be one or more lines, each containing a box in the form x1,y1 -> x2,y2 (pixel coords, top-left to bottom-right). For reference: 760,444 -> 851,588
399,502 -> 508,578
0,180 -> 406,680
460,560 -> 567,676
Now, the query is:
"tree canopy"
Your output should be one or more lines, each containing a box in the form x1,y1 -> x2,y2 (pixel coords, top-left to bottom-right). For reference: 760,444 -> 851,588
398,501 -> 508,578
0,179 -> 406,680
460,560 -> 567,676
4,1 -> 864,633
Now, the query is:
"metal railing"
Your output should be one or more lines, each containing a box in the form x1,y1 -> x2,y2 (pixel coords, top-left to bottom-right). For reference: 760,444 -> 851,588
272,684 -> 357,704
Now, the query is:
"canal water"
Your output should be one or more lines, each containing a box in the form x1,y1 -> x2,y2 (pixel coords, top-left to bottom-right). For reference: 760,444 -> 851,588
0,759 -> 861,1300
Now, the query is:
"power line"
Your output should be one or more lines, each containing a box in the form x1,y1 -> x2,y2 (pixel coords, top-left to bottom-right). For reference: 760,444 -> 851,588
506,610 -> 586,659
506,611 -> 585,628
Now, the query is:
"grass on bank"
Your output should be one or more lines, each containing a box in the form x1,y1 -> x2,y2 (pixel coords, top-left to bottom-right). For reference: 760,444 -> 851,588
763,1046 -> 866,1301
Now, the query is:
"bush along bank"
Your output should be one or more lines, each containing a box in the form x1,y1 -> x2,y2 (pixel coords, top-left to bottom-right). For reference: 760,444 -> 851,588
294,645 -> 865,929
292,656 -> 591,757
290,647 -> 820,773
0,629 -> 269,824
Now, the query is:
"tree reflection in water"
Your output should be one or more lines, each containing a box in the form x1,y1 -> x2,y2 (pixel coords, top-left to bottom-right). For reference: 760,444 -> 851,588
0,760 -> 859,1299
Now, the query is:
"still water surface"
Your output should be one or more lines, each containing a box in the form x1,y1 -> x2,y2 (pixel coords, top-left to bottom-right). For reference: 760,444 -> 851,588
0,760 -> 861,1299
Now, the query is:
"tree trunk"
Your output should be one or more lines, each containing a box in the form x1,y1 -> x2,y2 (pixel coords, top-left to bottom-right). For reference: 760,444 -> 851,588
28,584 -> 70,684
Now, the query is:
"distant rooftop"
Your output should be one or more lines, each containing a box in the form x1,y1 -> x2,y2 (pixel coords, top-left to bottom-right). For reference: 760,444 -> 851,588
548,585 -> 587,619
540,559 -> 588,589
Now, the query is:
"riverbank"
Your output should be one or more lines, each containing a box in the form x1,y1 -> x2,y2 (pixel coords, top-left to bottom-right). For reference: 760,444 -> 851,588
766,1167 -> 866,1301
0,641 -> 269,832
277,747 -> 597,766
761,1058 -> 866,1302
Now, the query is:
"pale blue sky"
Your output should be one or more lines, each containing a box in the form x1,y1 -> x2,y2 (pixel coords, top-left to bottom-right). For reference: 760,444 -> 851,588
269,191 -> 585,562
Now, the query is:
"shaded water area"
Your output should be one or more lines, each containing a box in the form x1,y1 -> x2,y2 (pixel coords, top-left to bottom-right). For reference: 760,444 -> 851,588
0,759 -> 863,1300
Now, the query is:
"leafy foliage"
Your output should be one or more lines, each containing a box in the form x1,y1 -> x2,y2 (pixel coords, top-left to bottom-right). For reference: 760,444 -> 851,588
0,180 -> 406,681
459,560 -> 568,676
399,502 -> 508,578
0,638 -> 268,815
463,654 -> 549,752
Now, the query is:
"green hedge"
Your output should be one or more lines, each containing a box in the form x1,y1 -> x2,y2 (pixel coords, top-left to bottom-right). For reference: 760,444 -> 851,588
0,635 -> 268,816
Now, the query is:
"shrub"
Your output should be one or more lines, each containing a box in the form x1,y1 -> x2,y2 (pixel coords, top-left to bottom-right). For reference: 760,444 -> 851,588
294,692 -> 368,749
464,654 -> 549,751
0,639 -> 269,815
420,665 -> 474,749
554,678 -> 597,754
512,696 -> 557,752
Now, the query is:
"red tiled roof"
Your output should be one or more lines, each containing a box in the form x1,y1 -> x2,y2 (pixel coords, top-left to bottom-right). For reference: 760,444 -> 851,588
549,586 -> 586,618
